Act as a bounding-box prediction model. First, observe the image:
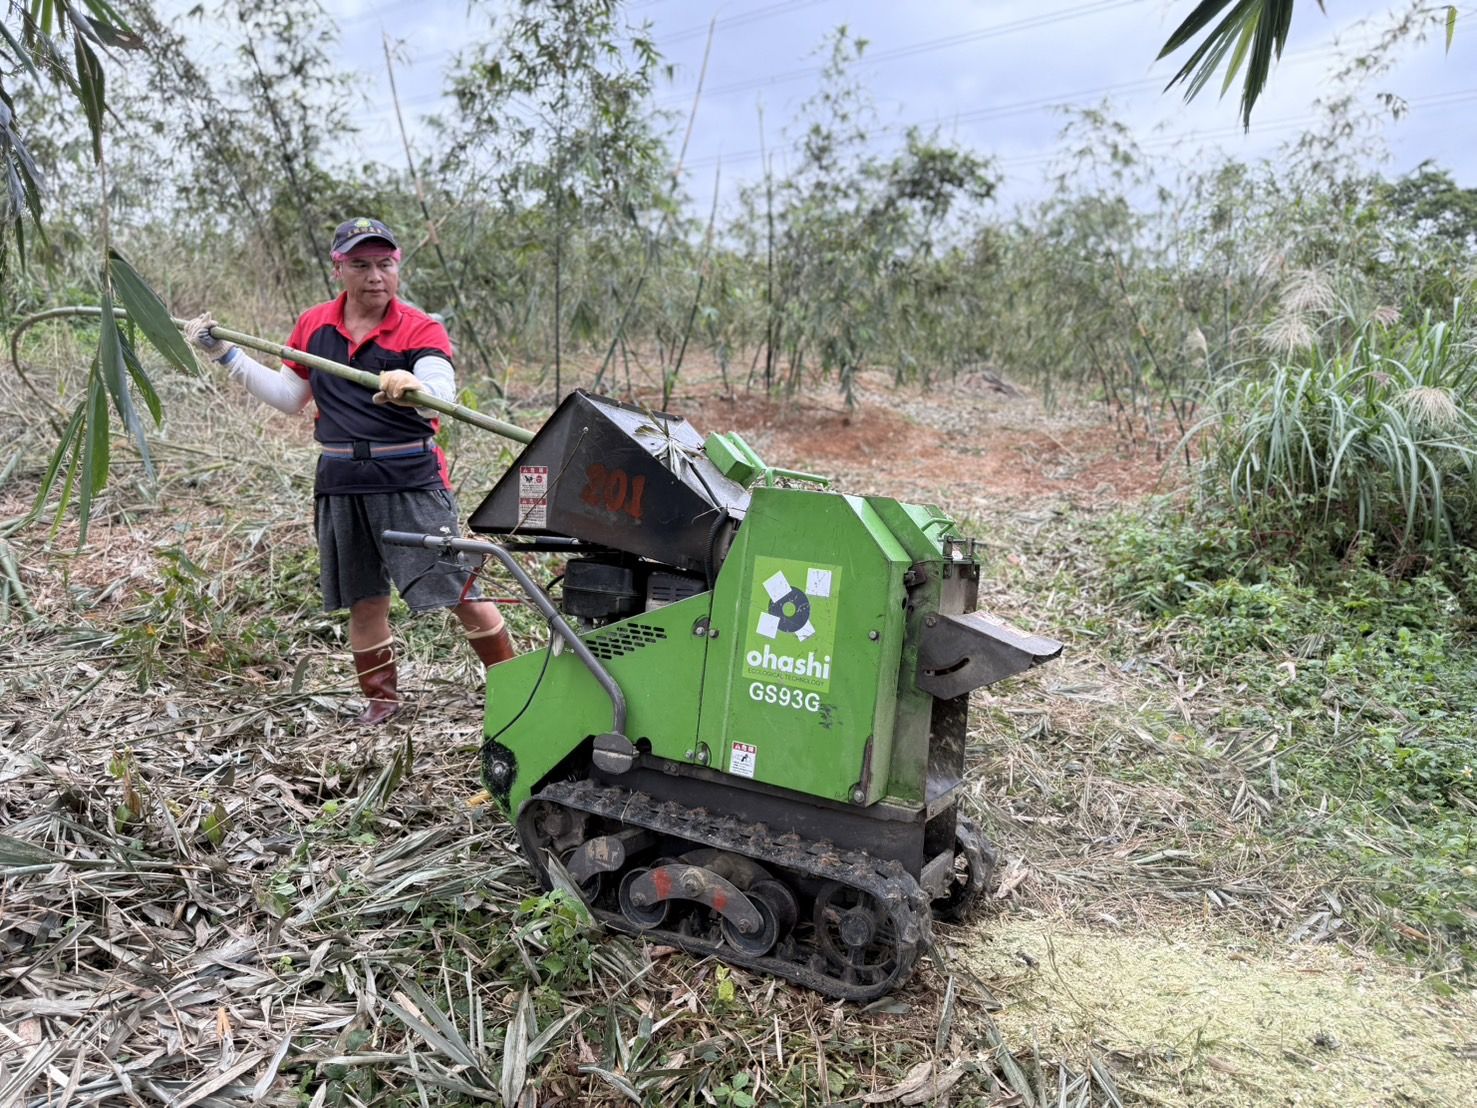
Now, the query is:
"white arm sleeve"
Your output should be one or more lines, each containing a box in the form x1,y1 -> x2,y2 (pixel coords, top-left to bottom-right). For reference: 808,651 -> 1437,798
410,354 -> 456,416
221,347 -> 312,414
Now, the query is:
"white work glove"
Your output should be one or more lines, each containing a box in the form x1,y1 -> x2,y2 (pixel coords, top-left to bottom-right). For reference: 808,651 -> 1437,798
182,314 -> 238,366
374,369 -> 423,406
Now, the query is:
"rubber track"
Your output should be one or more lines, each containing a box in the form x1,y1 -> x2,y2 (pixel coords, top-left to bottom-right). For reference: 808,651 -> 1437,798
522,778 -> 933,1002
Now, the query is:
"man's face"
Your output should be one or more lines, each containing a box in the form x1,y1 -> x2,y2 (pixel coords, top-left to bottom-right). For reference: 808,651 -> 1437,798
336,245 -> 400,311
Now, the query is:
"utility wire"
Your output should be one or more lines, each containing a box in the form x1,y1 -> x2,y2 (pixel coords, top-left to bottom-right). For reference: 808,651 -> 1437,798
346,0 -> 1476,173
675,29 -> 1462,174
369,0 -> 1152,117
380,0 -> 1150,110
358,0 -> 831,72
339,0 -> 424,29
675,72 -> 1172,171
657,0 -> 1150,105
992,87 -> 1477,170
663,0 -> 837,45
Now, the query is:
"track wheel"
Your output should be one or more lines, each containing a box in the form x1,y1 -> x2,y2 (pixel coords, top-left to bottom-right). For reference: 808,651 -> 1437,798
559,850 -> 603,904
750,878 -> 799,938
812,881 -> 909,989
931,816 -> 996,923
618,868 -> 670,929
721,894 -> 778,956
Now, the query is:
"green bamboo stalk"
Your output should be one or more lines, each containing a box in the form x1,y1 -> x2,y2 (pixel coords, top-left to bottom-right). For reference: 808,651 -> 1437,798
10,306 -> 534,445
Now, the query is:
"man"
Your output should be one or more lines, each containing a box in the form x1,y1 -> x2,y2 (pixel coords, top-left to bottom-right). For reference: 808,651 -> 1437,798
184,217 -> 513,725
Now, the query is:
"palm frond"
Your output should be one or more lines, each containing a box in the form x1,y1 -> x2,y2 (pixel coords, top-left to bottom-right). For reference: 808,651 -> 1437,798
1158,0 -> 1309,129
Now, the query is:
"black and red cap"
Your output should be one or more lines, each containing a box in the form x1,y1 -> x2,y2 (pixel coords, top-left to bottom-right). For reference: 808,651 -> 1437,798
331,217 -> 398,256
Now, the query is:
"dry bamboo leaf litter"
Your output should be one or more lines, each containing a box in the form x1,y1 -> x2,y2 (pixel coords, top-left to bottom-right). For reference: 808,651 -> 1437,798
2,351 -> 1466,1105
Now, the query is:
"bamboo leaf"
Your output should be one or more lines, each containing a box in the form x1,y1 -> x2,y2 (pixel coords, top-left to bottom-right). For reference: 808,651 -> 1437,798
1446,5 -> 1458,52
59,0 -> 131,47
79,0 -> 135,33
0,17 -> 39,77
0,86 -> 46,227
1158,0 -> 1299,127
76,369 -> 109,544
97,290 -> 153,479
47,409 -> 85,540
119,327 -> 162,425
1184,7 -> 1254,103
202,802 -> 231,847
1219,16 -> 1258,97
1160,1 -> 1254,90
28,397 -> 85,522
73,35 -> 106,157
97,291 -> 133,420
109,248 -> 196,375
501,988 -> 533,1107
1158,0 -> 1242,58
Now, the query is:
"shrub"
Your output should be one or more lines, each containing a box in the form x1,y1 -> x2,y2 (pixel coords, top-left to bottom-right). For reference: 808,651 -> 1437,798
1199,303 -> 1477,561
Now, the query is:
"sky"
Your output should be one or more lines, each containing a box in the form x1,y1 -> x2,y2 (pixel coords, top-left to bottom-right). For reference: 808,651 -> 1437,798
192,0 -> 1477,213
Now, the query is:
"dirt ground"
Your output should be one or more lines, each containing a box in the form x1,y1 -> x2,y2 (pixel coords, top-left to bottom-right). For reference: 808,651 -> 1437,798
634,371 -> 1181,512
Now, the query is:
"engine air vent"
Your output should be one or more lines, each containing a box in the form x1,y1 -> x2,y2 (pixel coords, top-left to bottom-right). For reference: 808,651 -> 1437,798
587,622 -> 669,660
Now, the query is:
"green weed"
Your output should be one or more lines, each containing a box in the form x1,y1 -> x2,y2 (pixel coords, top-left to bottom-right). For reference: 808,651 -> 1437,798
1199,304 -> 1477,562
1101,504 -> 1477,974
511,888 -> 599,988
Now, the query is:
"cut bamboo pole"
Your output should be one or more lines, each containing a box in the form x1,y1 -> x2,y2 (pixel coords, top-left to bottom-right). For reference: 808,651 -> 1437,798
9,306 -> 535,445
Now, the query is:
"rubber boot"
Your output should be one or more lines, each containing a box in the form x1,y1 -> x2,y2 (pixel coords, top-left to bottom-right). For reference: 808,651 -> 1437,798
466,624 -> 515,668
352,639 -> 400,725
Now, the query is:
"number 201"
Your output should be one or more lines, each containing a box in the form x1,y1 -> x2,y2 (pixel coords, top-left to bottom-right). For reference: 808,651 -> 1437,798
581,463 -> 646,521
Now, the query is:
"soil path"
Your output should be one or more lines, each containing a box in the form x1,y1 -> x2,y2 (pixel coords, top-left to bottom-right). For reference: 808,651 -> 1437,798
647,371 -> 1181,513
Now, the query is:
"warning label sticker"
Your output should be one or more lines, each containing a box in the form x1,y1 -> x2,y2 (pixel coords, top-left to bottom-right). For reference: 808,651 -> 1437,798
729,742 -> 757,778
518,465 -> 549,528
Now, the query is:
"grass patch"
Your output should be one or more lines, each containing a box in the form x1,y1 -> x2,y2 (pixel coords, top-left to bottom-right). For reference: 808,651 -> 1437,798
5,346 -> 1474,1105
1100,504 -> 1477,975
1199,306 -> 1477,562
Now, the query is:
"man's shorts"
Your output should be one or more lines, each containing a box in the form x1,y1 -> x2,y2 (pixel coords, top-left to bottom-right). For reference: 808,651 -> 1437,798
315,489 -> 481,613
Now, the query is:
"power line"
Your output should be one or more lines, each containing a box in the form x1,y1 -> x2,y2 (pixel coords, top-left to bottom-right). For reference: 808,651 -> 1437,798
366,0 -> 835,70
340,0 -> 422,29
348,2 -> 1476,164
367,0 -> 1150,112
656,0 -> 1150,105
666,86 -> 1477,180
674,28 -> 1463,175
663,0 -> 837,45
992,87 -> 1477,169
672,75 -> 1173,170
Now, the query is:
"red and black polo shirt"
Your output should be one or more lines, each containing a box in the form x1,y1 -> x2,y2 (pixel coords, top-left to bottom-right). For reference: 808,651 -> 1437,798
284,294 -> 454,495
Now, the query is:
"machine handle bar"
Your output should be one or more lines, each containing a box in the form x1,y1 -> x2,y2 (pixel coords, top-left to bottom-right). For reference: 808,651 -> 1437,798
382,530 -> 627,735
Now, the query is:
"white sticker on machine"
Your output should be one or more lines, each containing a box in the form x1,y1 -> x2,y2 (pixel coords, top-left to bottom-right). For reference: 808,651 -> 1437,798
518,465 -> 549,528
730,742 -> 757,778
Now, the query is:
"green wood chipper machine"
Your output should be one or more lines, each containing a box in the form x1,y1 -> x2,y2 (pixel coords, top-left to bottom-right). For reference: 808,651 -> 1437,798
8,306 -> 1060,999
386,390 -> 1061,1001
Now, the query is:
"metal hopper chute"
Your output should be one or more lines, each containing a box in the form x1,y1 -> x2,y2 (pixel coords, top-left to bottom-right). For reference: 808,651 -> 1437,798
467,390 -> 751,575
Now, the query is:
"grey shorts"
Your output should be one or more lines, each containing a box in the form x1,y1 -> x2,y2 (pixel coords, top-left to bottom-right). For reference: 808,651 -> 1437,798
315,489 -> 481,613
